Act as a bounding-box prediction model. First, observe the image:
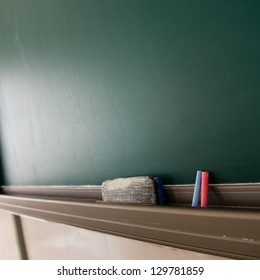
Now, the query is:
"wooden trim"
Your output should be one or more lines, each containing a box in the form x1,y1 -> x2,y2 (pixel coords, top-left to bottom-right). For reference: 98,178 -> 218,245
1,185 -> 102,201
0,194 -> 259,259
164,183 -> 260,208
2,183 -> 260,208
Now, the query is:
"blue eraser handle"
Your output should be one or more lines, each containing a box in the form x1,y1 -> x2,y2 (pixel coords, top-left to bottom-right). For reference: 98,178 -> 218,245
154,177 -> 167,205
192,170 -> 202,207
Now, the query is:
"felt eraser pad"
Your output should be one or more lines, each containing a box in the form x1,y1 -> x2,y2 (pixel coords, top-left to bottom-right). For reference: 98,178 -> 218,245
102,176 -> 157,204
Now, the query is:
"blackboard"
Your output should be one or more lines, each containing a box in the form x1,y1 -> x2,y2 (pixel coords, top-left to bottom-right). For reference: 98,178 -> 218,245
0,0 -> 260,185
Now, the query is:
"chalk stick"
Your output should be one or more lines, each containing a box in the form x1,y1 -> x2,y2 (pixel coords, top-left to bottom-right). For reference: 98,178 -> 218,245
192,170 -> 202,208
201,171 -> 209,208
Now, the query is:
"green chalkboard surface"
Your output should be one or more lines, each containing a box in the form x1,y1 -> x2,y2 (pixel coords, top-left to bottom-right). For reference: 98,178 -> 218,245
0,0 -> 260,185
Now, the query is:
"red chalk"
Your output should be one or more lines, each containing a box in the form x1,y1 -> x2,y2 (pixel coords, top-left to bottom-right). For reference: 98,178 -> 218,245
201,171 -> 209,208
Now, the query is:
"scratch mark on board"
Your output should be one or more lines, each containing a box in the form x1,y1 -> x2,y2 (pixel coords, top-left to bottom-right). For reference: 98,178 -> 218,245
14,17 -> 28,67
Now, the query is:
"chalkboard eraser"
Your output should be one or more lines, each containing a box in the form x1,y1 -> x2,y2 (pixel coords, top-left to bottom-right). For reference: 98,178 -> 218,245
101,176 -> 157,205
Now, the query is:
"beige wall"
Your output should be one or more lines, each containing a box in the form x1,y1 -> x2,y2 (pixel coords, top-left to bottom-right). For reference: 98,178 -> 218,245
0,210 -> 227,260
0,210 -> 21,260
20,215 -> 227,260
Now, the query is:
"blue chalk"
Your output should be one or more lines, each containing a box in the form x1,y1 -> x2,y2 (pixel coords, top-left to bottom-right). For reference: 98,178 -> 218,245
154,177 -> 167,205
192,170 -> 202,208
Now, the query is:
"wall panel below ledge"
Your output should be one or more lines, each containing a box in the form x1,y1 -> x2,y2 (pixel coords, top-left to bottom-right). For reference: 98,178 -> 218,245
20,215 -> 228,260
0,210 -> 22,259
